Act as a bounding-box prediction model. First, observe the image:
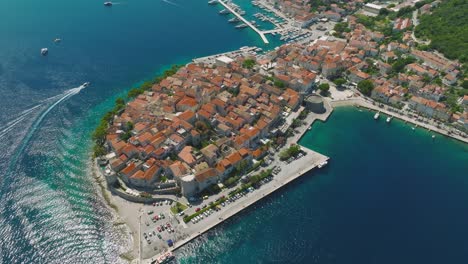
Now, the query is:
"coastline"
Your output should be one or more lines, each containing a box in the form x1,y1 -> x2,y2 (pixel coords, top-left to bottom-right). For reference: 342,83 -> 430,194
94,91 -> 466,263
329,98 -> 468,144
142,105 -> 332,263
91,158 -> 137,263
93,97 -> 334,264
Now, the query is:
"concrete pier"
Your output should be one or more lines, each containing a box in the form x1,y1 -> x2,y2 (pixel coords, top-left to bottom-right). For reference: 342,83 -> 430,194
217,0 -> 270,44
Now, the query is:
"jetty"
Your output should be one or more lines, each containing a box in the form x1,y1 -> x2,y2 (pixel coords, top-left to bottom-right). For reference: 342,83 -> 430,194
192,46 -> 257,64
217,0 -> 270,44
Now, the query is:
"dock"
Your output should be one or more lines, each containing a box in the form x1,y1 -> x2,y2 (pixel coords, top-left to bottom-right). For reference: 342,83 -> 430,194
192,46 -> 258,64
217,0 -> 270,44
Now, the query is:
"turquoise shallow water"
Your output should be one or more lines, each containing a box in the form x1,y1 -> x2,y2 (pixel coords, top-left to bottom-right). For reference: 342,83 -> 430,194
176,107 -> 468,264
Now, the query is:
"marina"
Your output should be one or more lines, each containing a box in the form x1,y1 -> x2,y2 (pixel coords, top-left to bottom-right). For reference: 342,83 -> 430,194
215,0 -> 270,44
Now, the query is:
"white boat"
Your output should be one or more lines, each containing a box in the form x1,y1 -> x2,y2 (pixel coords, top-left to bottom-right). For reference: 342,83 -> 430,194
82,82 -> 90,88
104,1 -> 112,6
156,251 -> 175,264
432,135 -> 435,139
40,48 -> 48,56
386,116 -> 392,123
307,126 -> 312,130
317,160 -> 328,169
54,38 -> 61,43
374,112 -> 380,120
208,0 -> 218,5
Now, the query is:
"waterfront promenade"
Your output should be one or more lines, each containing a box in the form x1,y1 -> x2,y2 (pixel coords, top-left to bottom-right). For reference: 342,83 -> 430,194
330,98 -> 468,144
217,0 -> 270,44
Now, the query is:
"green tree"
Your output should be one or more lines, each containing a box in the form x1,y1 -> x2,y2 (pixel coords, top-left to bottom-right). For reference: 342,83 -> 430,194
126,121 -> 134,131
274,79 -> 285,89
318,83 -> 330,94
333,78 -> 346,88
358,80 -> 374,96
242,58 -> 256,69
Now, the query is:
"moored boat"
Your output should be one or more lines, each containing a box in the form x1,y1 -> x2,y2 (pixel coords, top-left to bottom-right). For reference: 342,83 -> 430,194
235,23 -> 248,29
219,9 -> 230,14
208,0 -> 218,5
317,160 -> 328,169
386,116 -> 392,123
374,112 -> 380,120
104,2 -> 112,6
155,251 -> 175,264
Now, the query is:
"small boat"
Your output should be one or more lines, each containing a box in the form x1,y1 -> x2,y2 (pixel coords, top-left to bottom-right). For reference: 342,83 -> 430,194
317,160 -> 328,169
40,48 -> 48,56
156,251 -> 175,264
54,38 -> 61,43
228,17 -> 240,23
432,135 -> 435,139
82,82 -> 91,88
219,9 -> 230,15
239,10 -> 246,15
386,116 -> 392,123
308,126 -> 312,130
208,0 -> 218,5
104,2 -> 112,6
374,112 -> 380,120
235,23 -> 248,29
412,127 -> 415,131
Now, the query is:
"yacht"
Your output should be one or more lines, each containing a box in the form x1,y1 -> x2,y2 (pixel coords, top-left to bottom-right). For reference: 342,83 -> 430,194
208,0 -> 218,4
235,23 -> 248,29
228,17 -> 240,23
239,10 -> 246,15
104,2 -> 112,6
386,116 -> 392,123
374,112 -> 380,120
219,9 -> 230,14
41,48 -> 48,56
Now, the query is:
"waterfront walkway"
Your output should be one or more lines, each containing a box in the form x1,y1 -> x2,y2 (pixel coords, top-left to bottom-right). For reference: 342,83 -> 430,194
330,97 -> 468,144
218,0 -> 270,44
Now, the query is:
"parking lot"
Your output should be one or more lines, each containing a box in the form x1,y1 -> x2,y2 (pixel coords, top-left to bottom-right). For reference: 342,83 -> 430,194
140,200 -> 185,258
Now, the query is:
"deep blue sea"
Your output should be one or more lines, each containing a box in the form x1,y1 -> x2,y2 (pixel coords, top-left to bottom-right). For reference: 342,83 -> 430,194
1,1 -> 468,264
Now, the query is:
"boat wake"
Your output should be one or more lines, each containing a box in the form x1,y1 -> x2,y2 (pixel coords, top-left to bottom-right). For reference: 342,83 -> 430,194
4,84 -> 87,171
0,86 -> 86,140
161,0 -> 181,7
